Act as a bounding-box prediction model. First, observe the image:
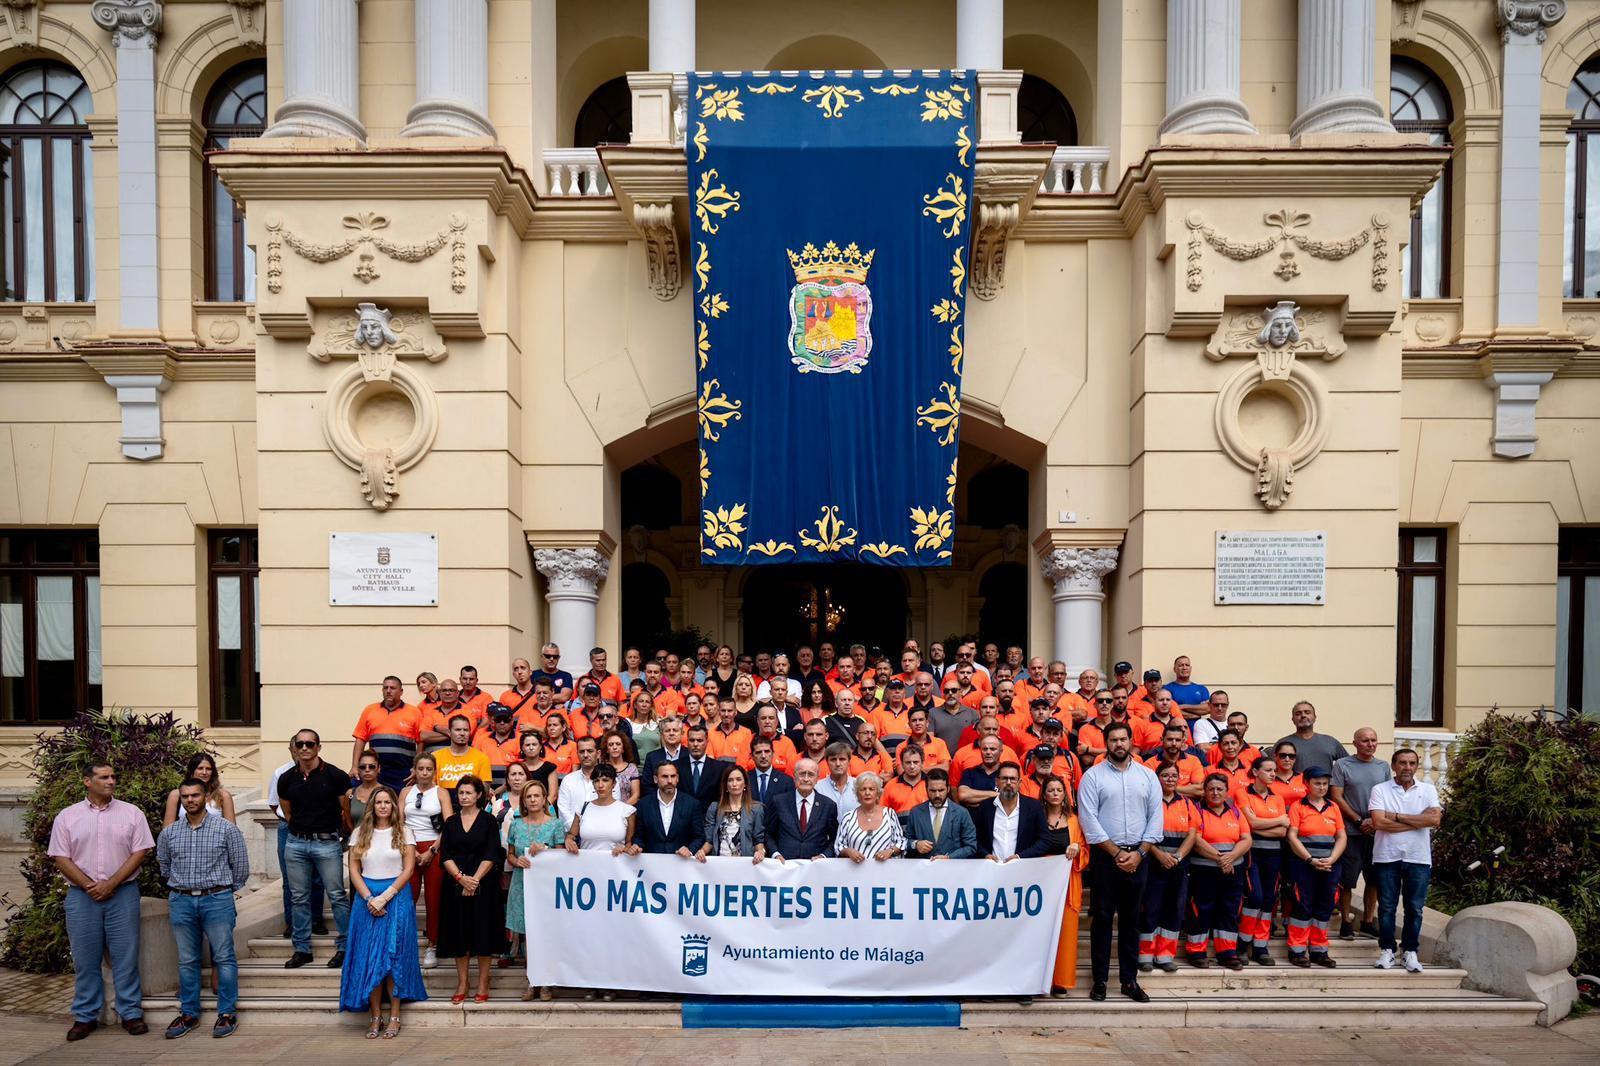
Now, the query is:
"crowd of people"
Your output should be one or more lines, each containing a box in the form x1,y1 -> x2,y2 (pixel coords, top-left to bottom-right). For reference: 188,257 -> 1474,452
45,639 -> 1442,1041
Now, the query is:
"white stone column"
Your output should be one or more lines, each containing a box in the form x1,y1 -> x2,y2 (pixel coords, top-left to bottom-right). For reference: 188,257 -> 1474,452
957,0 -> 1004,70
1496,2 -> 1565,327
264,0 -> 365,141
649,0 -> 695,71
402,0 -> 495,138
90,1 -> 162,331
1289,0 -> 1394,137
1160,0 -> 1256,135
1040,547 -> 1119,676
534,548 -> 611,676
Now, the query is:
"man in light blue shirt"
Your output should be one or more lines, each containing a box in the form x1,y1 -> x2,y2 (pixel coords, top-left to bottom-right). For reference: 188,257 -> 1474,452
1076,721 -> 1163,1004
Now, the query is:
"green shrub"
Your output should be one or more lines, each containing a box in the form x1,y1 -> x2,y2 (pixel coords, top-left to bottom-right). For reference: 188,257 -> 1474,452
1431,710 -> 1600,975
1,709 -> 211,974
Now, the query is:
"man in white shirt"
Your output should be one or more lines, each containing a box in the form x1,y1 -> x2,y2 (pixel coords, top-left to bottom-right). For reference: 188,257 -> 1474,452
1367,748 -> 1441,973
266,747 -> 324,938
755,653 -> 802,707
815,742 -> 859,818
557,737 -> 601,830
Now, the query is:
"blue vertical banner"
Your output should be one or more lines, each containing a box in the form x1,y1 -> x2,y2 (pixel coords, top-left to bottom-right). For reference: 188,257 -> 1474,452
689,72 -> 975,566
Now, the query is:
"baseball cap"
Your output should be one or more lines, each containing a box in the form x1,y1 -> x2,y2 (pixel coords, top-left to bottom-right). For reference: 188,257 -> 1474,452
1029,696 -> 1051,709
1113,661 -> 1133,674
487,702 -> 512,718
582,683 -> 602,696
1143,668 -> 1163,682
887,678 -> 906,688
1303,766 -> 1331,780
1030,744 -> 1059,762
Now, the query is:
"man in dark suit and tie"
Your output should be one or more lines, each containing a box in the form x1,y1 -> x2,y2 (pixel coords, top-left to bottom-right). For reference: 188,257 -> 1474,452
766,757 -> 837,860
748,737 -> 794,807
632,763 -> 705,856
971,763 -> 1045,860
903,768 -> 978,859
641,717 -> 690,795
682,722 -> 729,805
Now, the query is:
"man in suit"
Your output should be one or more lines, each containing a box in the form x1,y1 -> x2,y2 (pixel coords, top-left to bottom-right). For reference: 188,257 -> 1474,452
903,768 -> 977,859
767,758 -> 837,860
682,721 -> 729,805
632,763 -> 705,857
748,737 -> 794,806
641,717 -> 689,795
971,763 -> 1044,860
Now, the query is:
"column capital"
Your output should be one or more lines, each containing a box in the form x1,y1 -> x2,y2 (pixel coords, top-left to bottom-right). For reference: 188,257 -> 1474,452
534,547 -> 612,599
90,0 -> 163,48
1496,1 -> 1566,43
1039,547 -> 1119,597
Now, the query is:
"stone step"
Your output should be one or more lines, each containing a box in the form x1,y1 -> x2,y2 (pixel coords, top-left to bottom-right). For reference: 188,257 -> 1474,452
139,989 -> 1544,1029
226,960 -> 1473,994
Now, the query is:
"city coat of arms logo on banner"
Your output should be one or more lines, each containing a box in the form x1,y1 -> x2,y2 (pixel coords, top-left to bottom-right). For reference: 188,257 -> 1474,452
786,241 -> 875,374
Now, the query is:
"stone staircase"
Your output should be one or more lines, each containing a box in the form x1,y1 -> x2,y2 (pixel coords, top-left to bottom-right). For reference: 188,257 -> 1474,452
143,924 -> 1545,1029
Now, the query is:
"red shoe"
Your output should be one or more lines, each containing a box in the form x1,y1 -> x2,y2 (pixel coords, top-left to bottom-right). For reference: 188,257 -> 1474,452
473,993 -> 490,1003
450,993 -> 467,1004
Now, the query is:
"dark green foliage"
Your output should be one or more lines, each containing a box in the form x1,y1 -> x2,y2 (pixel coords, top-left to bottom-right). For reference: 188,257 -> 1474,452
1,710 -> 211,973
1431,711 -> 1600,975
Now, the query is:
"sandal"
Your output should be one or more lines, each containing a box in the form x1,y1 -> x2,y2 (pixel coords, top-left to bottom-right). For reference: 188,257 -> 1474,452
366,1016 -> 384,1039
383,1019 -> 401,1039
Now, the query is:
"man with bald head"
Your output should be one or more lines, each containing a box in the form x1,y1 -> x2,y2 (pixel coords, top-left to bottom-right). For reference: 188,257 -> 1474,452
765,758 -> 837,861
1332,726 -> 1390,939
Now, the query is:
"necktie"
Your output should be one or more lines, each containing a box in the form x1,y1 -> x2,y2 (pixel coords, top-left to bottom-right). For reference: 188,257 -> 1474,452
758,773 -> 768,801
799,796 -> 809,833
932,804 -> 945,843
692,761 -> 702,793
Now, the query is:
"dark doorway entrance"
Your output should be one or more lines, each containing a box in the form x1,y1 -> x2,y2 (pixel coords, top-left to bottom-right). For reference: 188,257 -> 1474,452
741,566 -> 908,656
977,562 -> 1026,650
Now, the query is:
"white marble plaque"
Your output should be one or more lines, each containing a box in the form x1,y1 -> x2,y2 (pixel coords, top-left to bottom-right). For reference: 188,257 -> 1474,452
1215,531 -> 1326,605
329,532 -> 438,606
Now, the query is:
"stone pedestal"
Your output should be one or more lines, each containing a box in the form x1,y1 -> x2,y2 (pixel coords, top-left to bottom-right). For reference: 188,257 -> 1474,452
1040,547 -> 1118,675
1160,0 -> 1255,136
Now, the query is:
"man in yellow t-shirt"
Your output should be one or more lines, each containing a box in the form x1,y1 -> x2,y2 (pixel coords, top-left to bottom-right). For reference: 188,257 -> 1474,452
434,713 -> 491,791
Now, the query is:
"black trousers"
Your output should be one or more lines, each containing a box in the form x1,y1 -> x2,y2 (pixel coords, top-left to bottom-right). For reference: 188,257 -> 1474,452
1089,847 -> 1150,985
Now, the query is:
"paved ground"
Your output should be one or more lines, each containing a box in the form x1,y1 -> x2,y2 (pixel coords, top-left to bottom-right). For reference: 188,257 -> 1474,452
0,1009 -> 1596,1065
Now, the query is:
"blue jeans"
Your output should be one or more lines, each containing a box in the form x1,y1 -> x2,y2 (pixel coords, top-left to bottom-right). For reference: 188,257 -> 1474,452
284,835 -> 349,954
277,822 -> 323,930
1373,860 -> 1432,953
170,891 -> 238,1017
64,881 -> 142,1023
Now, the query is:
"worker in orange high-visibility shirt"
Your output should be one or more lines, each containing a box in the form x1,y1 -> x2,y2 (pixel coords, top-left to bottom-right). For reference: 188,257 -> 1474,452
1236,755 -> 1289,965
1184,773 -> 1252,971
1139,760 -> 1198,973
1285,766 -> 1347,968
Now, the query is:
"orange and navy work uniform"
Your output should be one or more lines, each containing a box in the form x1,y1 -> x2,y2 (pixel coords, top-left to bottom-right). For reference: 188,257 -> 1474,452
741,734 -> 799,775
882,774 -> 928,814
848,750 -> 892,778
899,734 -> 951,770
1287,798 -> 1344,957
1214,761 -> 1254,797
421,704 -> 481,749
648,687 -> 687,720
947,742 -> 1021,791
1208,741 -> 1263,768
544,738 -> 579,776
1236,787 -> 1288,952
707,724 -> 755,766
472,728 -> 524,789
498,687 -> 544,732
870,704 -> 915,748
1140,794 -> 1199,967
575,672 -> 627,707
1268,773 -> 1308,806
1185,803 -> 1251,960
1143,752 -> 1206,792
352,702 -> 423,791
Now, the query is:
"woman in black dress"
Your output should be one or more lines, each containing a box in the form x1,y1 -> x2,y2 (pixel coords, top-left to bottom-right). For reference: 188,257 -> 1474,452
436,774 -> 504,1002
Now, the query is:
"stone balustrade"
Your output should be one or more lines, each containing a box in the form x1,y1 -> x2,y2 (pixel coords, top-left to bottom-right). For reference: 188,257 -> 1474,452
1393,728 -> 1461,790
1039,146 -> 1110,195
544,148 -> 612,197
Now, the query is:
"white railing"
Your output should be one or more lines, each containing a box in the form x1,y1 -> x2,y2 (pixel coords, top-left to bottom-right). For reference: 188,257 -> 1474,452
544,148 -> 611,197
1393,729 -> 1461,791
1039,146 -> 1110,195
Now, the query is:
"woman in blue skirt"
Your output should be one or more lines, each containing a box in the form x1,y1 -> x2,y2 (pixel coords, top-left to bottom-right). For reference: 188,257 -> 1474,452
341,785 -> 428,1037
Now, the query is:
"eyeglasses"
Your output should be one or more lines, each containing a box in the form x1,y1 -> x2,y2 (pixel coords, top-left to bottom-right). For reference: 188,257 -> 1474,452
415,790 -> 425,808
293,740 -> 318,749
358,764 -> 378,771
1276,751 -> 1297,760
1095,698 -> 1113,705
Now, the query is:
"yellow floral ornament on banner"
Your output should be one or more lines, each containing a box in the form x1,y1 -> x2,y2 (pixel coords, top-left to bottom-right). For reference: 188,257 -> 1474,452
798,505 -> 859,553
702,504 -> 748,556
860,542 -> 909,560
692,122 -> 709,162
802,85 -> 865,118
871,83 -> 920,96
748,83 -> 796,96
911,506 -> 954,558
699,448 -> 710,495
917,382 -> 961,446
695,170 -> 742,234
955,126 -> 972,167
923,173 -> 967,238
921,86 -> 969,121
931,299 -> 960,323
948,325 -> 963,376
946,454 -> 959,506
698,85 -> 744,122
749,539 -> 798,557
695,243 -> 711,292
697,320 -> 710,370
951,248 -> 967,296
698,379 -> 743,441
700,292 -> 729,318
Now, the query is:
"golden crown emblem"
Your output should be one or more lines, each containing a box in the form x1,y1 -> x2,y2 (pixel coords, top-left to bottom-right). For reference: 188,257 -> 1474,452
786,240 -> 875,284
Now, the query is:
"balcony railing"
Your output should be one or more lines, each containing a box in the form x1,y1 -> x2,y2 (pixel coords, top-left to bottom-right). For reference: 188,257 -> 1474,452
1039,146 -> 1110,195
544,148 -> 611,197
1392,729 -> 1460,791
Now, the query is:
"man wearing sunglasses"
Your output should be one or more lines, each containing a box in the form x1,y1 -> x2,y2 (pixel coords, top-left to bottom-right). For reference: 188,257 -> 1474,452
276,730 -> 352,970
1076,690 -> 1118,765
529,642 -> 574,703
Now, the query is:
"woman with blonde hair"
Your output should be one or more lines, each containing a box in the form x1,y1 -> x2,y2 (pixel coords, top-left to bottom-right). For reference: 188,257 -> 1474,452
416,671 -> 440,707
629,688 -> 663,763
340,786 -> 427,1037
731,673 -> 760,728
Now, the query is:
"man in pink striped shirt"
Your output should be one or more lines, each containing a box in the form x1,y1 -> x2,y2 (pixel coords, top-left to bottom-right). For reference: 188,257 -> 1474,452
48,761 -> 154,1041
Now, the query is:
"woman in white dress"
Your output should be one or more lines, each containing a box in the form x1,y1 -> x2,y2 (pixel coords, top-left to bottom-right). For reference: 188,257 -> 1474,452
834,773 -> 905,862
561,762 -> 635,1001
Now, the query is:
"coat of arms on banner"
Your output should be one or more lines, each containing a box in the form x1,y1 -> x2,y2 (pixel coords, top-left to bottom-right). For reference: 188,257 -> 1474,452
681,933 -> 710,976
786,241 -> 875,374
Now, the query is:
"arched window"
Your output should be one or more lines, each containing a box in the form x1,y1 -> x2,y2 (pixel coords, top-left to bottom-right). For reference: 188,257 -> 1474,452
1390,57 -> 1451,299
203,61 -> 266,302
1017,73 -> 1077,147
0,61 -> 94,302
574,76 -> 632,149
1565,55 -> 1600,298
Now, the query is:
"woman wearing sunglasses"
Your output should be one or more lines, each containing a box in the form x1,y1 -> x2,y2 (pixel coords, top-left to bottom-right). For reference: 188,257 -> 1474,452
348,751 -> 383,827
398,753 -> 453,969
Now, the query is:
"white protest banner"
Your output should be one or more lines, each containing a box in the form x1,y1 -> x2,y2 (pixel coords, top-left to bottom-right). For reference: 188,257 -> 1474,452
523,851 -> 1070,996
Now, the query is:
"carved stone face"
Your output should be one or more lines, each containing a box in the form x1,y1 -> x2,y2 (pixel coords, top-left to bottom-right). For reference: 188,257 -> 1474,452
353,303 -> 397,349
1266,316 -> 1295,348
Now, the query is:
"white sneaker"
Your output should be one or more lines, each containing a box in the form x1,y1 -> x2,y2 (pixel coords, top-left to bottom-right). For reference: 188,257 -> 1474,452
422,946 -> 437,969
1374,948 -> 1395,970
1402,951 -> 1423,973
